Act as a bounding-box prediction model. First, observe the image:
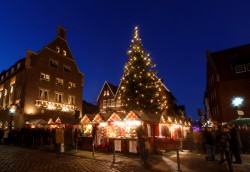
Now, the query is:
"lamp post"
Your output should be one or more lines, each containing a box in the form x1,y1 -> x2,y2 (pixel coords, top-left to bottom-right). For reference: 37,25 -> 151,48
9,104 -> 16,130
232,97 -> 244,118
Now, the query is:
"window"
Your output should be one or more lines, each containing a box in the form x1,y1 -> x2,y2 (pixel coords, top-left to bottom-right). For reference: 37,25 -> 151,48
68,95 -> 75,105
16,88 -> 21,100
50,59 -> 58,68
17,62 -> 21,69
55,92 -> 63,103
111,99 -> 115,107
39,89 -> 49,100
63,65 -> 71,72
3,89 -> 7,108
9,85 -> 14,104
107,90 -> 109,96
1,76 -> 4,81
56,47 -> 60,53
11,67 -> 14,74
235,64 -> 246,73
103,91 -> 106,96
69,82 -> 76,89
103,100 -> 107,108
40,73 -> 50,81
116,100 -> 121,107
63,50 -> 67,56
6,71 -> 9,77
107,99 -> 111,107
56,78 -> 64,86
247,63 -> 250,71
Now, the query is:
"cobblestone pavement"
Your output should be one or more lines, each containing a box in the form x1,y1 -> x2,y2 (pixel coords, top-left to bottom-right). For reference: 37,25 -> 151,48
1,145 -> 250,172
0,145 -> 154,172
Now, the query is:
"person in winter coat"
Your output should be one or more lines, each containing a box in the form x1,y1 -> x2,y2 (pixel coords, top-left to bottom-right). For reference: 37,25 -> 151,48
203,127 -> 217,161
228,124 -> 242,164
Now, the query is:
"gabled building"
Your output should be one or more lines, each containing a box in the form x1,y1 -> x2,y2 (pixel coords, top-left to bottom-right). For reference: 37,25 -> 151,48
205,45 -> 250,124
97,79 -> 184,119
97,81 -> 119,114
0,26 -> 84,128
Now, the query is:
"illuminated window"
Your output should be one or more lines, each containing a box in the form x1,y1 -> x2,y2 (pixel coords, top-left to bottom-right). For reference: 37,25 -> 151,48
111,99 -> 115,107
63,50 -> 67,56
116,100 -> 121,107
103,91 -> 106,96
40,73 -> 50,81
39,89 -> 49,100
103,100 -> 107,108
50,59 -> 58,68
55,92 -> 63,103
68,95 -> 75,105
69,82 -> 76,89
107,99 -> 111,107
9,85 -> 14,105
56,78 -> 64,86
107,90 -> 109,96
235,64 -> 246,73
56,47 -> 60,53
63,65 -> 71,72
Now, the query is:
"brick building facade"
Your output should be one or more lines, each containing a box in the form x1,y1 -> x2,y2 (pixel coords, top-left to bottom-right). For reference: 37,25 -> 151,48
0,26 -> 84,128
205,44 -> 250,124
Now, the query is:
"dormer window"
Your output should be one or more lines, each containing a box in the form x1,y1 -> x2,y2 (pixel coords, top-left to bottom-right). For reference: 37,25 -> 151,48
63,50 -> 67,56
56,47 -> 60,53
11,67 -> 14,74
17,62 -> 21,69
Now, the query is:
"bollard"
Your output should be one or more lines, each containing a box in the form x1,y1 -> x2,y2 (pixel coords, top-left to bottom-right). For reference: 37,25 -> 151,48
113,140 -> 116,163
92,142 -> 95,158
75,138 -> 78,153
176,145 -> 182,172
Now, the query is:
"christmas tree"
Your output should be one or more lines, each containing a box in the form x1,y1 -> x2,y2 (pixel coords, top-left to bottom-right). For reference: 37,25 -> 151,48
117,27 -> 167,114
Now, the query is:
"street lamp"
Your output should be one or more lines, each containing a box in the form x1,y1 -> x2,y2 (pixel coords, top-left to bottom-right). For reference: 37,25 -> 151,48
9,104 -> 16,129
232,97 -> 244,118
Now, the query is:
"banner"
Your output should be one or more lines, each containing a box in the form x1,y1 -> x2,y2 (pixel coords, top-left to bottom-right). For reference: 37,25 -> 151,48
114,140 -> 121,151
129,140 -> 137,153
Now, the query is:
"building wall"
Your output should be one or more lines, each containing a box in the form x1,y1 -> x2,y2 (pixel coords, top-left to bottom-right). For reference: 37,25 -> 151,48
0,27 -> 84,129
205,47 -> 250,124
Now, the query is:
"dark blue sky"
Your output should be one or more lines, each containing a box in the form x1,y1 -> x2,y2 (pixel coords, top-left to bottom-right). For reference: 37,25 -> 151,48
1,1 -> 250,120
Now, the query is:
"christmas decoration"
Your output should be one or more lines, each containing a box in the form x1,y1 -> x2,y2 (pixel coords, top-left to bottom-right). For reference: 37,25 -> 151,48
117,26 -> 167,114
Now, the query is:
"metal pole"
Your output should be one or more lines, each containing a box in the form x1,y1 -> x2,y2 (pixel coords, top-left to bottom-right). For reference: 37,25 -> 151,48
176,145 -> 182,172
92,142 -> 95,158
113,140 -> 116,163
75,138 -> 78,152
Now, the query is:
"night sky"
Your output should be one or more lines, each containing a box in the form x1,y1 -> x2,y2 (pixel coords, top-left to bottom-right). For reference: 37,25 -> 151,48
1,1 -> 250,120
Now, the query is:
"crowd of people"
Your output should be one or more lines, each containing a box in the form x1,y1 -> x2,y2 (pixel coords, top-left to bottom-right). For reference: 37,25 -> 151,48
0,126 -> 66,152
184,124 -> 250,166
